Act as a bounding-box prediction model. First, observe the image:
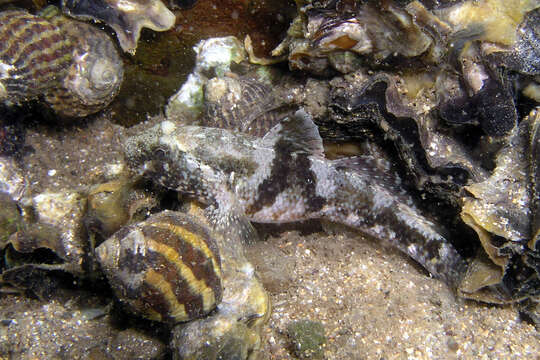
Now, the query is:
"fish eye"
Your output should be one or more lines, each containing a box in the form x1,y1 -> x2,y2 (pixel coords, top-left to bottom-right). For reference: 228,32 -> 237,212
152,146 -> 170,160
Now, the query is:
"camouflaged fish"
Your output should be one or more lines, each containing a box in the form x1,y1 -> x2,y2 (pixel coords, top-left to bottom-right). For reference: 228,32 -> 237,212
124,110 -> 467,286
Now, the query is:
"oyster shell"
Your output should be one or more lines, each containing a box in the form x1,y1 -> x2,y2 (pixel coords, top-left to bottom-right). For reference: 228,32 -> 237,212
272,0 -> 442,74
1,189 -> 89,285
269,1 -> 540,305
483,7 -> 540,76
460,108 -> 540,303
166,36 -> 248,123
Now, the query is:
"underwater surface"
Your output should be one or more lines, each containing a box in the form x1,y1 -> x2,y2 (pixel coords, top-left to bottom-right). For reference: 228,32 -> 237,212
0,0 -> 539,358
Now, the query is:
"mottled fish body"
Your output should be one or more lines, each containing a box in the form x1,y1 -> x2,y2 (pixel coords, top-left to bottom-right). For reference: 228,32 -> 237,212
125,111 -> 467,286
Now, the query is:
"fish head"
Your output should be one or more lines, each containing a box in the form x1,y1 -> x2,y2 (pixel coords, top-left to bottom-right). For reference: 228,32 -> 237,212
124,121 -> 219,198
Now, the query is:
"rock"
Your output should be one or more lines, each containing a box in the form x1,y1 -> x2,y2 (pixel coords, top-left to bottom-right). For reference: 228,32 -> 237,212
286,319 -> 326,359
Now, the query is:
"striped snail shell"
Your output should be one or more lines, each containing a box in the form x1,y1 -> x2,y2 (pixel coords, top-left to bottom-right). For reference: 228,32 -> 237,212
0,7 -> 123,117
96,210 -> 223,324
43,8 -> 124,117
0,10 -> 73,105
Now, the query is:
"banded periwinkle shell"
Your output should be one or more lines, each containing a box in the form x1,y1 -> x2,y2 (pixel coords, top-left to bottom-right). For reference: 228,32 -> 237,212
44,11 -> 124,117
0,7 -> 123,117
96,210 -> 223,324
0,10 -> 73,104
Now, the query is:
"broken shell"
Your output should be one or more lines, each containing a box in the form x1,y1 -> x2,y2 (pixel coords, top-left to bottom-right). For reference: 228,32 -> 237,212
1,189 -> 89,281
460,108 -> 540,302
0,192 -> 22,245
274,1 -> 438,74
0,156 -> 26,202
193,36 -> 246,77
435,0 -> 539,47
85,178 -> 160,239
96,210 -> 223,323
484,8 -> 540,75
61,0 -> 176,54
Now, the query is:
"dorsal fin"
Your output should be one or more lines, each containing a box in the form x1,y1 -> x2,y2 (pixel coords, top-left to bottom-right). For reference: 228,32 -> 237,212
260,109 -> 325,158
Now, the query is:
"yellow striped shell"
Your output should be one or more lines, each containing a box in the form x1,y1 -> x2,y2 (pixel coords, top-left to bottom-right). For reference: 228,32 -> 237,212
96,210 -> 223,324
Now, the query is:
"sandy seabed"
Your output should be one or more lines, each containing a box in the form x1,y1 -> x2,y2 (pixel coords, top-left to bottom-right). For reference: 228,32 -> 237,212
248,228 -> 540,360
0,115 -> 538,360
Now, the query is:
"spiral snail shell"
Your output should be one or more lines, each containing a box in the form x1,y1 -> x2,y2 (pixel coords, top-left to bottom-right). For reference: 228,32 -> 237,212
0,7 -> 123,117
43,8 -> 124,117
96,210 -> 223,324
0,9 -> 73,105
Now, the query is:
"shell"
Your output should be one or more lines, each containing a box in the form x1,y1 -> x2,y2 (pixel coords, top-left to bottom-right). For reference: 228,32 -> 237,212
203,76 -> 295,137
0,7 -> 124,117
459,107 -> 540,303
61,0 -> 176,54
85,178 -> 160,239
1,189 -> 89,280
272,1 -> 436,74
44,11 -> 124,117
274,1 -> 540,75
269,1 -> 540,304
96,210 -> 223,323
0,10 -> 73,105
